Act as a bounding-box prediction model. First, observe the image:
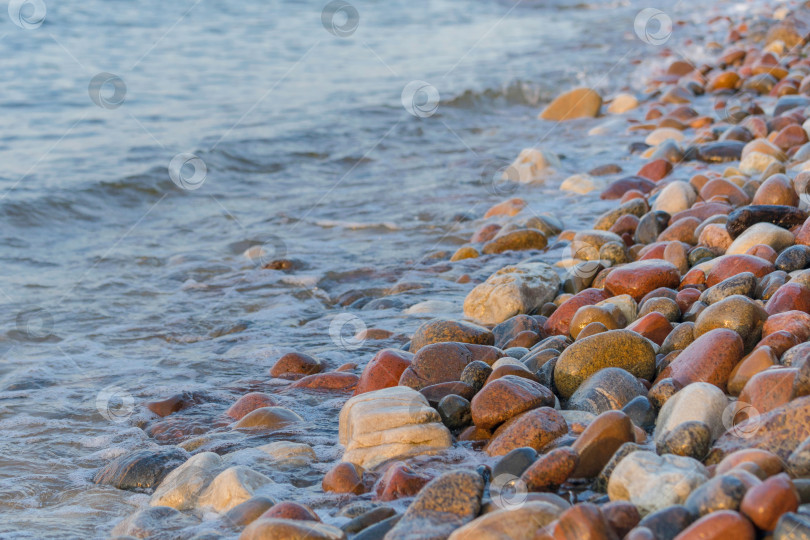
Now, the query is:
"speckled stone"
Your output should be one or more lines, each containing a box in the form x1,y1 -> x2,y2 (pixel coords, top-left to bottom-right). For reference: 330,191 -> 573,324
605,261 -> 682,302
437,394 -> 472,431
459,361 -> 492,393
694,295 -> 767,349
492,447 -> 538,479
399,343 -> 501,390
571,410 -> 635,478
485,407 -> 568,457
520,447 -> 579,492
660,322 -> 695,356
740,472 -> 799,531
471,375 -> 554,430
657,421 -> 712,461
699,272 -> 757,305
637,505 -> 695,540
384,470 -> 483,540
684,474 -> 747,517
593,442 -> 644,493
566,367 -> 646,416
554,330 -> 656,398
409,319 -> 494,354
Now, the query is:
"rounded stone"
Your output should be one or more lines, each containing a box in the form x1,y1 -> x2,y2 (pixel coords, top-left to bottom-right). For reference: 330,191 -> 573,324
437,394 -> 472,431
566,367 -> 646,416
409,319 -> 494,354
459,361 -> 493,392
740,472 -> 799,531
657,421 -> 712,461
485,407 -> 568,457
235,407 -> 304,430
520,448 -> 579,491
605,260 -> 682,302
270,352 -> 322,379
471,375 -> 554,430
322,462 -> 365,495
571,410 -> 635,478
657,329 -> 744,391
554,329 -> 656,398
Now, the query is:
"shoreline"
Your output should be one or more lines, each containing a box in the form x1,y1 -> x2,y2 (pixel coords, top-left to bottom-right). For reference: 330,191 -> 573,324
94,1 -> 810,539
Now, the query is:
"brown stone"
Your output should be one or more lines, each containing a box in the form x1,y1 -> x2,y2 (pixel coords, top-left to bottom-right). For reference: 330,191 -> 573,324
234,407 -> 304,430
485,407 -> 568,457
765,283 -> 810,315
145,391 -> 204,417
739,368 -> 797,415
605,260 -> 681,302
550,503 -> 619,540
399,342 -> 501,390
270,352 -> 322,379
322,462 -> 365,495
261,501 -> 320,522
540,87 -> 602,121
544,288 -> 610,336
626,312 -> 673,346
762,310 -> 810,342
638,159 -> 673,181
715,448 -> 784,477
752,174 -> 800,206
705,255 -> 775,287
746,244 -> 778,263
225,392 -> 279,420
727,347 -> 778,396
375,462 -> 431,501
740,473 -> 799,531
520,447 -> 579,492
676,288 -> 702,314
754,331 -> 799,358
471,375 -> 554,430
601,501 -> 641,539
571,410 -> 635,478
354,349 -> 413,396
484,198 -> 526,218
483,364 -> 540,386
482,229 -> 548,254
672,510 -> 754,540
291,372 -> 359,392
223,496 -> 276,527
409,319 -> 494,354
671,201 -> 732,224
569,304 -> 625,339
656,329 -> 744,392
601,176 -> 657,200
419,381 -> 476,406
471,223 -> 502,243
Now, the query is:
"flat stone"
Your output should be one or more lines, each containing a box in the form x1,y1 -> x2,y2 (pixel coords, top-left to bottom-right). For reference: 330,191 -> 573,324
339,386 -> 452,469
482,229 -> 548,255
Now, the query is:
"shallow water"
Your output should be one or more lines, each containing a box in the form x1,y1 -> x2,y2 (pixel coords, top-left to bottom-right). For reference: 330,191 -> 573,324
0,0 -> 766,537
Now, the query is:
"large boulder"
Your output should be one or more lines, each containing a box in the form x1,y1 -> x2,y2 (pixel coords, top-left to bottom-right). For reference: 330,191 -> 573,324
338,386 -> 452,469
463,262 -> 560,326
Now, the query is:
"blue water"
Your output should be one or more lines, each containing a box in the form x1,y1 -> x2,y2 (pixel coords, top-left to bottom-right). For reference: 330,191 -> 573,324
0,0 -> 735,537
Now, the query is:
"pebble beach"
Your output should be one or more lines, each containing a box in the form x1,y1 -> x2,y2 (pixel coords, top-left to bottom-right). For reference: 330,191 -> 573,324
9,0 -> 810,539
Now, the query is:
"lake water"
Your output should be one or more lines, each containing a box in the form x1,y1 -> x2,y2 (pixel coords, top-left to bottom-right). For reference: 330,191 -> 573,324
0,0 -> 757,537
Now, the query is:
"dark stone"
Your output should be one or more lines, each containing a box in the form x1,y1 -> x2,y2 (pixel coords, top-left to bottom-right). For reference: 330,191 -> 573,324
492,315 -> 540,349
353,514 -> 402,540
503,347 -> 529,360
660,322 -> 695,356
222,496 -> 276,528
776,245 -> 810,273
635,211 -> 671,245
657,420 -> 711,460
341,507 -> 397,534
648,378 -> 682,409
437,395 -> 472,430
726,205 -> 808,239
567,367 -> 646,415
535,356 -> 558,393
491,447 -> 538,479
757,271 -> 789,301
683,475 -> 746,517
419,381 -> 476,407
695,141 -> 745,163
699,272 -> 757,304
459,361 -> 492,393
622,396 -> 656,430
638,505 -> 696,540
688,246 -> 715,267
774,95 -> 810,117
93,447 -> 189,491
522,348 -> 559,373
